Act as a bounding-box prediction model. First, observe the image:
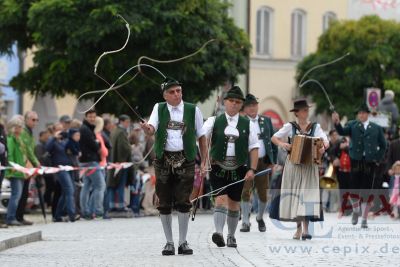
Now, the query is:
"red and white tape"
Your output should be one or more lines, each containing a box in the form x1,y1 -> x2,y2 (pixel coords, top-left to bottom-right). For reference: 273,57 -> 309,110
1,162 -> 134,178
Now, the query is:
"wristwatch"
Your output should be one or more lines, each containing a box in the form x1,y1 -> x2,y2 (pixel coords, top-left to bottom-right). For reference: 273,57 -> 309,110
249,168 -> 257,173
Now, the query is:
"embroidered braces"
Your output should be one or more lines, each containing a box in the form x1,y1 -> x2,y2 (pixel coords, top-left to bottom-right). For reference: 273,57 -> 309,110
167,120 -> 185,130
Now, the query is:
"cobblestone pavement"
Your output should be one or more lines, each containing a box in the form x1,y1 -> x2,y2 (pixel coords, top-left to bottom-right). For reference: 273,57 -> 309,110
0,212 -> 399,266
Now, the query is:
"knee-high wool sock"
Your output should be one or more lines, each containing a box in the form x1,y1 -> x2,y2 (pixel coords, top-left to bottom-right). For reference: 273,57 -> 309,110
241,201 -> 251,225
160,214 -> 173,244
178,212 -> 190,245
214,206 -> 227,234
257,201 -> 267,221
227,210 -> 240,237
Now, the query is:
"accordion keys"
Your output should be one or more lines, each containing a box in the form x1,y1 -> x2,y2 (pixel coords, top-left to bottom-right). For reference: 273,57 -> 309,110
289,135 -> 323,165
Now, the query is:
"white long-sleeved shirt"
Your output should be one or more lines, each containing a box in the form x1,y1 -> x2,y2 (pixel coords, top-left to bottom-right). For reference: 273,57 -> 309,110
273,122 -> 328,144
202,113 -> 259,156
248,115 -> 266,158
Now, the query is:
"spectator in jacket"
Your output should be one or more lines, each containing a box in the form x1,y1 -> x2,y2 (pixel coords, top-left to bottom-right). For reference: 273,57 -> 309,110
79,109 -> 106,219
35,130 -> 54,208
102,117 -> 113,163
65,128 -> 81,162
108,115 -> 132,212
326,130 -> 340,162
5,115 -> 26,226
49,122 -> 64,218
15,111 -> 40,226
46,128 -> 78,222
334,137 -> 352,216
65,127 -> 82,216
129,132 -> 144,216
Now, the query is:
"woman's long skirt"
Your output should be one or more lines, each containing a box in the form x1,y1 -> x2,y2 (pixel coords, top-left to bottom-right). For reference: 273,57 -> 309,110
276,157 -> 323,222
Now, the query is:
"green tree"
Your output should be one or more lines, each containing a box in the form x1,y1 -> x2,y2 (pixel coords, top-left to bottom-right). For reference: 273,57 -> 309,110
0,0 -> 250,116
296,15 -> 400,117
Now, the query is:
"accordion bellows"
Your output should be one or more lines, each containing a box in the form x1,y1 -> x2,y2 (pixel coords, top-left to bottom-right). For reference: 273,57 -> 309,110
289,135 -> 324,165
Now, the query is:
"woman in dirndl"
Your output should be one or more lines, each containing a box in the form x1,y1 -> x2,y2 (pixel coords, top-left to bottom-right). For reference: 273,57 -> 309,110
271,98 -> 329,240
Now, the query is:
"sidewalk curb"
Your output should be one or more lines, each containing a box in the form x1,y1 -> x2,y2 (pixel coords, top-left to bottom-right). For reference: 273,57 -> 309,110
0,231 -> 42,252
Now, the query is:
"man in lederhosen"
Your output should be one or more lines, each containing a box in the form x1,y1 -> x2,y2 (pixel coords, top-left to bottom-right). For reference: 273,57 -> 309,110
202,86 -> 259,248
240,94 -> 277,232
332,103 -> 387,228
141,77 -> 207,255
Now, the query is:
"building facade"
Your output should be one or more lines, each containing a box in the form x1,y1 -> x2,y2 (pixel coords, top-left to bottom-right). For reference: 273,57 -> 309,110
248,0 -> 348,128
225,0 -> 400,128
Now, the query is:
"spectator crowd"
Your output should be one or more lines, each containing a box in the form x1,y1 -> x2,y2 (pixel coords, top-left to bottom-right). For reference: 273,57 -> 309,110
0,109 -> 159,228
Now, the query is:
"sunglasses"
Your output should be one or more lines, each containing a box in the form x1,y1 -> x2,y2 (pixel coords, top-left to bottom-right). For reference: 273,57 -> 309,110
227,98 -> 243,104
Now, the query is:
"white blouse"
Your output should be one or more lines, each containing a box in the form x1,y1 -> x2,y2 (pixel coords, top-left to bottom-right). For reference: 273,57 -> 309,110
273,122 -> 328,143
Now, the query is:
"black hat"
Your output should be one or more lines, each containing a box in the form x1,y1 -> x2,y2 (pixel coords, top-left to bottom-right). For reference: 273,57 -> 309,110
355,103 -> 370,114
289,98 -> 312,112
224,86 -> 245,101
243,94 -> 259,106
161,77 -> 182,92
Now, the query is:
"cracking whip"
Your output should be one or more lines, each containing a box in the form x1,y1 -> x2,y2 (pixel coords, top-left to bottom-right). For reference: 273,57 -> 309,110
298,52 -> 350,112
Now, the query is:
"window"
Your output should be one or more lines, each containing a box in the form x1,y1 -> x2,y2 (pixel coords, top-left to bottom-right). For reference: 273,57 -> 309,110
323,12 -> 337,32
291,9 -> 306,58
256,6 -> 273,56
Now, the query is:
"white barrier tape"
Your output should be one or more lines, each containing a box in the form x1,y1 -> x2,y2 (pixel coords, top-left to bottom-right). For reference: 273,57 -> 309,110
0,161 -> 135,176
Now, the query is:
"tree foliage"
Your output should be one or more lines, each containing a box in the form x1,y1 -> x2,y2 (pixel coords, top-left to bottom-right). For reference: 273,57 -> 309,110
296,15 -> 400,117
0,0 -> 250,116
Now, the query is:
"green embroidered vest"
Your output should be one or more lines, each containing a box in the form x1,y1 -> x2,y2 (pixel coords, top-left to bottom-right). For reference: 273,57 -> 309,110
154,102 -> 197,161
210,114 -> 250,166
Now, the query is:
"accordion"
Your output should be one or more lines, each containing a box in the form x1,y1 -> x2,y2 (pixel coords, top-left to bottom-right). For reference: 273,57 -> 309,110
289,135 -> 324,165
